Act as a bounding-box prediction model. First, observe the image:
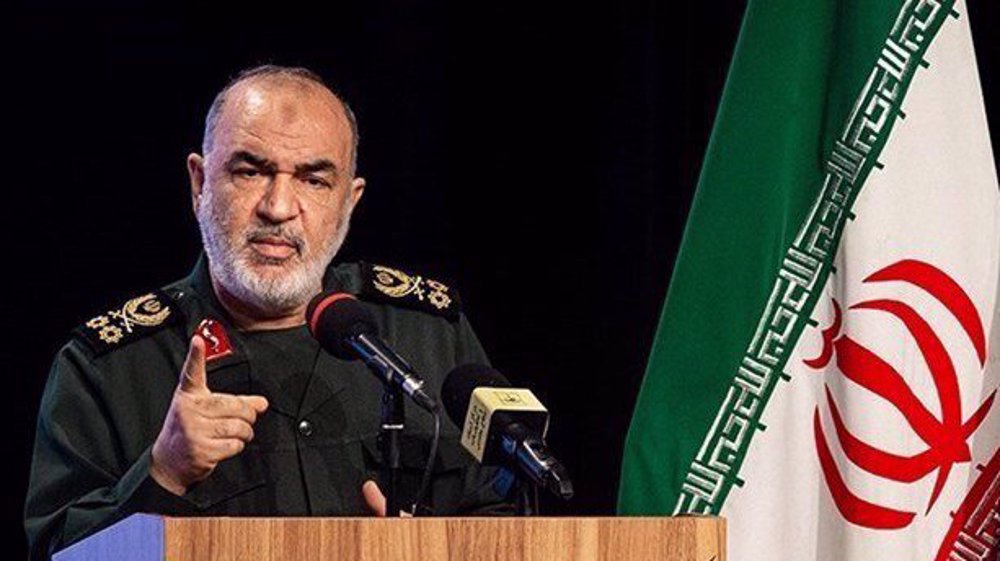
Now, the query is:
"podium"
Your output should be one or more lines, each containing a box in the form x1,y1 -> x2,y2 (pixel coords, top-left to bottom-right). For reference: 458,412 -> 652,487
53,514 -> 726,561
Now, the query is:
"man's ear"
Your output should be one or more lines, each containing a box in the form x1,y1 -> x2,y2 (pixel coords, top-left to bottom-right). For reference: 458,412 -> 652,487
349,176 -> 366,209
187,153 -> 206,214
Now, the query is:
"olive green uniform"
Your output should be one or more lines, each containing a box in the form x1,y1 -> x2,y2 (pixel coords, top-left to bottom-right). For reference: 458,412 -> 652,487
24,257 -> 510,561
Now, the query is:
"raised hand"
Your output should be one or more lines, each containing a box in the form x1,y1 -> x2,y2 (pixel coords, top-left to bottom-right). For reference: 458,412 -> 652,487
150,335 -> 269,496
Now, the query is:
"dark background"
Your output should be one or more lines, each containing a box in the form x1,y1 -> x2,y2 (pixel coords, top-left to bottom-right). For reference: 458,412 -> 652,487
6,0 -> 997,557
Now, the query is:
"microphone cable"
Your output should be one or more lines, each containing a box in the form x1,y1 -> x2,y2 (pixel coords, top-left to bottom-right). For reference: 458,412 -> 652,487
409,409 -> 441,516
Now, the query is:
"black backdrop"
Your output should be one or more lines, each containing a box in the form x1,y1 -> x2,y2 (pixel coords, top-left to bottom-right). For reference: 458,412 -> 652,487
6,1 -> 997,557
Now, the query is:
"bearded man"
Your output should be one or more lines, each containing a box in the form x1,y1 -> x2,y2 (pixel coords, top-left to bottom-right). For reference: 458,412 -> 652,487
24,65 -> 510,561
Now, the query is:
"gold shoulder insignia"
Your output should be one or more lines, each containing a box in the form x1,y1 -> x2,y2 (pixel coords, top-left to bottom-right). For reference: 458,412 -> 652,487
74,290 -> 180,355
359,262 -> 462,320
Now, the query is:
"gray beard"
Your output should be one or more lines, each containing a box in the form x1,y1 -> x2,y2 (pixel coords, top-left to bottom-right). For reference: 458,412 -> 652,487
196,189 -> 351,317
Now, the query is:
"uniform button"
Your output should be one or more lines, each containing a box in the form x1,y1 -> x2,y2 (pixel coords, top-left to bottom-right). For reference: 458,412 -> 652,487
297,419 -> 314,437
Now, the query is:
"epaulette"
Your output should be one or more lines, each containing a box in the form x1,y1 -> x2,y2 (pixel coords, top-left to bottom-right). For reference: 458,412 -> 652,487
358,262 -> 462,321
73,290 -> 181,356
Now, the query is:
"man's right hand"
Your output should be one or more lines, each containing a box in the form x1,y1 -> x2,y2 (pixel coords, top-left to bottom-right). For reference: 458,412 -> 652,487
150,335 -> 269,496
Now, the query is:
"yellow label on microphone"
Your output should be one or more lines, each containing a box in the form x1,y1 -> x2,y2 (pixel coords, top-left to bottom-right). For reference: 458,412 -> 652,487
461,387 -> 548,462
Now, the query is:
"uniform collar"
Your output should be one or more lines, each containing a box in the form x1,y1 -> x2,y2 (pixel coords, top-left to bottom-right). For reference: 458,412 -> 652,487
170,253 -> 360,419
174,254 -> 247,371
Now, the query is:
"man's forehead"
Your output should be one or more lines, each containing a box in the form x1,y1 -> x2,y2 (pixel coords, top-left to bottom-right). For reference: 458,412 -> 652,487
212,78 -> 352,160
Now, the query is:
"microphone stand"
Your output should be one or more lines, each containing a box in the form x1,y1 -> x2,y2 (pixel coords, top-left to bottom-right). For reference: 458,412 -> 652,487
513,478 -> 540,516
347,335 -> 406,517
378,385 -> 405,517
343,334 -> 438,516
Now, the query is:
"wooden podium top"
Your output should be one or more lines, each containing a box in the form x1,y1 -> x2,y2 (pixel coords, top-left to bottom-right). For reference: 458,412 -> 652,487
54,514 -> 726,561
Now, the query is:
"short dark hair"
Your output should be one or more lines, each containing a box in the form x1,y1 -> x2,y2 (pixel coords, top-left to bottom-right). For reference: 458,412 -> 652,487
201,65 -> 360,174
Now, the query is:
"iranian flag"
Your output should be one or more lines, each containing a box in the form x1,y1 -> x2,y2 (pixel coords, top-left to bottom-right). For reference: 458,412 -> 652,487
618,0 -> 1000,560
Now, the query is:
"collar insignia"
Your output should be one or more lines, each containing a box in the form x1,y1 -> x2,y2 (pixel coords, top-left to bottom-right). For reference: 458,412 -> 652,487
196,318 -> 234,362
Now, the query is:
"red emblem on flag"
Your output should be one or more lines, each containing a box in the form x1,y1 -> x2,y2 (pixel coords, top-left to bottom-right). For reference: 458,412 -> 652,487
804,259 -> 996,530
196,318 -> 234,362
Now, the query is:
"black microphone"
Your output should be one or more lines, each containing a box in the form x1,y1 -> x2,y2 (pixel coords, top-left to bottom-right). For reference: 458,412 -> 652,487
441,364 -> 573,500
307,292 -> 439,413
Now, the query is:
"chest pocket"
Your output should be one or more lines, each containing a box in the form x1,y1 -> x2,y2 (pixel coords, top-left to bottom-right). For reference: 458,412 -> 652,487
181,446 -> 269,513
360,433 -> 471,515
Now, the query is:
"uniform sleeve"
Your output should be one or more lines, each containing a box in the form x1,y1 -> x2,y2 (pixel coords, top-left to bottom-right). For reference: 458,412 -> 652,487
450,313 -> 518,515
24,343 -> 193,561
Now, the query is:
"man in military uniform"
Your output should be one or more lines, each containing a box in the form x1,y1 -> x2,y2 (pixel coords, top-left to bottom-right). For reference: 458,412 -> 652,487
24,65 -> 510,561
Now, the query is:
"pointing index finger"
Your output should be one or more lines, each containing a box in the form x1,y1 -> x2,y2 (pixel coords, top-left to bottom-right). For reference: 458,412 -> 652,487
179,335 -> 209,393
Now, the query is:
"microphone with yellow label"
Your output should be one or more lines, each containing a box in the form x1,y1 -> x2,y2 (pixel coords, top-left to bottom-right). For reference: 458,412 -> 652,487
442,364 -> 573,500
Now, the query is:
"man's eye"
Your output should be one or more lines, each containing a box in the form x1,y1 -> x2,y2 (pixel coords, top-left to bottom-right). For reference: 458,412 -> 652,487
304,176 -> 332,189
233,168 -> 261,178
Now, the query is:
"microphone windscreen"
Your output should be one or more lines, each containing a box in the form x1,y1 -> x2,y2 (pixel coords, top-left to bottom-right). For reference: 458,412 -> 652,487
307,291 -> 378,360
441,364 -> 511,426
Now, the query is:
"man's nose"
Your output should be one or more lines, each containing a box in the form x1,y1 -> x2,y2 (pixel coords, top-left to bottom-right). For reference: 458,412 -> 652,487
256,172 -> 301,222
